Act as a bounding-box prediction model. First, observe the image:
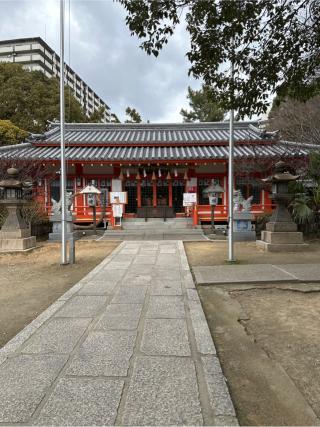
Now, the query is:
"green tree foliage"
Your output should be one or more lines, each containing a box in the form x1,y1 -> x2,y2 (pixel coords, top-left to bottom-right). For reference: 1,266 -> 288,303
0,119 -> 28,146
87,107 -> 120,123
0,63 -> 89,133
125,106 -> 142,123
180,85 -> 225,122
119,0 -> 320,118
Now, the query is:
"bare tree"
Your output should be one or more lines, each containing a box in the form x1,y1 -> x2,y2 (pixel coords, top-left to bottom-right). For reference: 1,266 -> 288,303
268,96 -> 320,145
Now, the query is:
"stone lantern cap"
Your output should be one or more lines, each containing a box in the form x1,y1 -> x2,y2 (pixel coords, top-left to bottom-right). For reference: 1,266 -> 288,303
202,182 -> 225,196
0,167 -> 23,189
262,161 -> 299,184
80,185 -> 101,195
0,167 -> 32,191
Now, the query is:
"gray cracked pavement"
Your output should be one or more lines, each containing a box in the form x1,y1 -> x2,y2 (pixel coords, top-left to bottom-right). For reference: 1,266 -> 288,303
0,241 -> 238,426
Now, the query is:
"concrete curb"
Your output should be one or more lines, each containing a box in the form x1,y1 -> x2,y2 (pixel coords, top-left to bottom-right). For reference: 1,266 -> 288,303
193,263 -> 320,287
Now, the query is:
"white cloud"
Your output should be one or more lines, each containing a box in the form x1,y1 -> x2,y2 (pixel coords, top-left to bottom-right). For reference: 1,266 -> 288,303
0,0 -> 201,123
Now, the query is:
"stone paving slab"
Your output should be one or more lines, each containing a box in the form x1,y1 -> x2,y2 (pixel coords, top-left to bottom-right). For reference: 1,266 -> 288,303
54,295 -> 107,318
146,296 -> 186,318
141,318 -> 191,356
153,268 -> 182,280
95,303 -> 143,330
0,354 -> 68,423
119,248 -> 139,254
150,279 -> 183,296
194,264 -> 296,285
121,356 -> 203,426
66,330 -> 136,376
133,255 -> 157,264
35,378 -> 124,426
123,273 -> 152,286
93,269 -> 126,282
106,261 -> 133,270
21,318 -> 91,354
78,280 -> 118,295
129,264 -> 155,274
111,286 -> 147,304
0,240 -> 238,426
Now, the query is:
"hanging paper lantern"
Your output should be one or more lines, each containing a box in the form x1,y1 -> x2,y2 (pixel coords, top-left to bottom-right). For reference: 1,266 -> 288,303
126,169 -> 130,177
174,168 -> 178,177
158,169 -> 161,177
166,171 -> 171,180
184,170 -> 188,180
143,169 -> 147,178
136,171 -> 141,180
119,170 -> 124,180
152,171 -> 156,180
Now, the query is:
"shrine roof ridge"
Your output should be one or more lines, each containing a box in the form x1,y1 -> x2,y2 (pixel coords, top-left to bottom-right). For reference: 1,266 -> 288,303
28,121 -> 271,146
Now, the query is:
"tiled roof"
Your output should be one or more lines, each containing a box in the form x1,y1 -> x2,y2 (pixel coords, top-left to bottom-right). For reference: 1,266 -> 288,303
34,121 -> 267,145
0,122 -> 316,163
0,141 -> 312,162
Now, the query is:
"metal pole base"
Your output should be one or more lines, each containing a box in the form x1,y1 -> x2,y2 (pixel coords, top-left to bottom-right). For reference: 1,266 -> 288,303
225,259 -> 237,264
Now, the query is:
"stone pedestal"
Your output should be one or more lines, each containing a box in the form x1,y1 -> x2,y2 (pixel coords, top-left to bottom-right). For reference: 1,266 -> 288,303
0,229 -> 36,252
233,211 -> 256,242
49,213 -> 75,241
0,204 -> 36,252
257,221 -> 309,252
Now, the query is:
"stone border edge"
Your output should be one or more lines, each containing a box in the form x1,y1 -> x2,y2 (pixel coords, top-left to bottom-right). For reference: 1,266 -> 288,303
179,241 -> 239,425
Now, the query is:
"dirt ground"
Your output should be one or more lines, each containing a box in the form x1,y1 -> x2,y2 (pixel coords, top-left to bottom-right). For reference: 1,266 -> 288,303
0,240 -> 119,348
184,239 -> 320,266
185,241 -> 320,425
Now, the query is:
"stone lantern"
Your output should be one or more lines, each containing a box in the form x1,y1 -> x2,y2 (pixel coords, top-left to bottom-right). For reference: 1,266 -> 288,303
80,184 -> 101,234
263,161 -> 299,230
202,180 -> 224,231
0,167 -> 36,251
256,161 -> 308,251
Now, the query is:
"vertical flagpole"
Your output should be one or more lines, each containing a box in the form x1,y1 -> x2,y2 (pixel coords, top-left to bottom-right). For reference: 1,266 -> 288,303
60,0 -> 68,264
228,37 -> 236,262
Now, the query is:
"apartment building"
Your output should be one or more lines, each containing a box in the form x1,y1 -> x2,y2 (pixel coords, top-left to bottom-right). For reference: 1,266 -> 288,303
0,37 -> 110,122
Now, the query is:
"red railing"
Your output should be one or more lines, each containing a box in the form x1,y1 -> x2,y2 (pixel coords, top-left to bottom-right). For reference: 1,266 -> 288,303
44,203 -> 274,226
194,204 -> 274,224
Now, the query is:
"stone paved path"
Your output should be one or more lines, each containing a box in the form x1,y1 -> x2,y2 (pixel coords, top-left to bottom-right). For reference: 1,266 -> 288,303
0,241 -> 238,426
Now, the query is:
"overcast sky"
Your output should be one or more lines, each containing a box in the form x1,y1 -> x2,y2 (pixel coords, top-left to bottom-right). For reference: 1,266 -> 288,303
0,0 -> 202,122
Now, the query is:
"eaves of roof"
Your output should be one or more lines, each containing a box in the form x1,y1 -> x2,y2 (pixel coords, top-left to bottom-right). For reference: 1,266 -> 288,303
0,141 -> 313,163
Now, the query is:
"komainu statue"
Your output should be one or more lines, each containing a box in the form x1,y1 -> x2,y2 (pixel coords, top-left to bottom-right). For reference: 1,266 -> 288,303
233,189 -> 253,212
51,192 -> 73,215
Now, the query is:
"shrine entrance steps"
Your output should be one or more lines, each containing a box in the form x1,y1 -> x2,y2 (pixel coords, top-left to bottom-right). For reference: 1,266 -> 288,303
102,218 -> 206,241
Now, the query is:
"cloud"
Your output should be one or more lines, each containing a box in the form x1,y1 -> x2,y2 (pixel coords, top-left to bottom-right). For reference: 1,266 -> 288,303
0,0 -> 200,122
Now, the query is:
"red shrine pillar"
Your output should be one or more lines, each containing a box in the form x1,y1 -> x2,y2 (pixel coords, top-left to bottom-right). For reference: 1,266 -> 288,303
153,180 -> 157,207
137,180 -> 142,208
168,179 -> 173,208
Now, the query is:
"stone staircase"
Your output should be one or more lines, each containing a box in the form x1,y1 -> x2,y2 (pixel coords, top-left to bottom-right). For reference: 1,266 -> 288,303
101,218 -> 205,240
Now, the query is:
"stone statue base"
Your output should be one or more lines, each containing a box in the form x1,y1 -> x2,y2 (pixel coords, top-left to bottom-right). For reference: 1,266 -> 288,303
0,228 -> 36,252
256,219 -> 309,252
49,213 -> 75,241
233,211 -> 256,242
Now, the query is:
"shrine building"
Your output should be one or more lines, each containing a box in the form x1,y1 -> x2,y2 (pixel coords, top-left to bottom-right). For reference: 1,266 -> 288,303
0,121 -> 311,227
